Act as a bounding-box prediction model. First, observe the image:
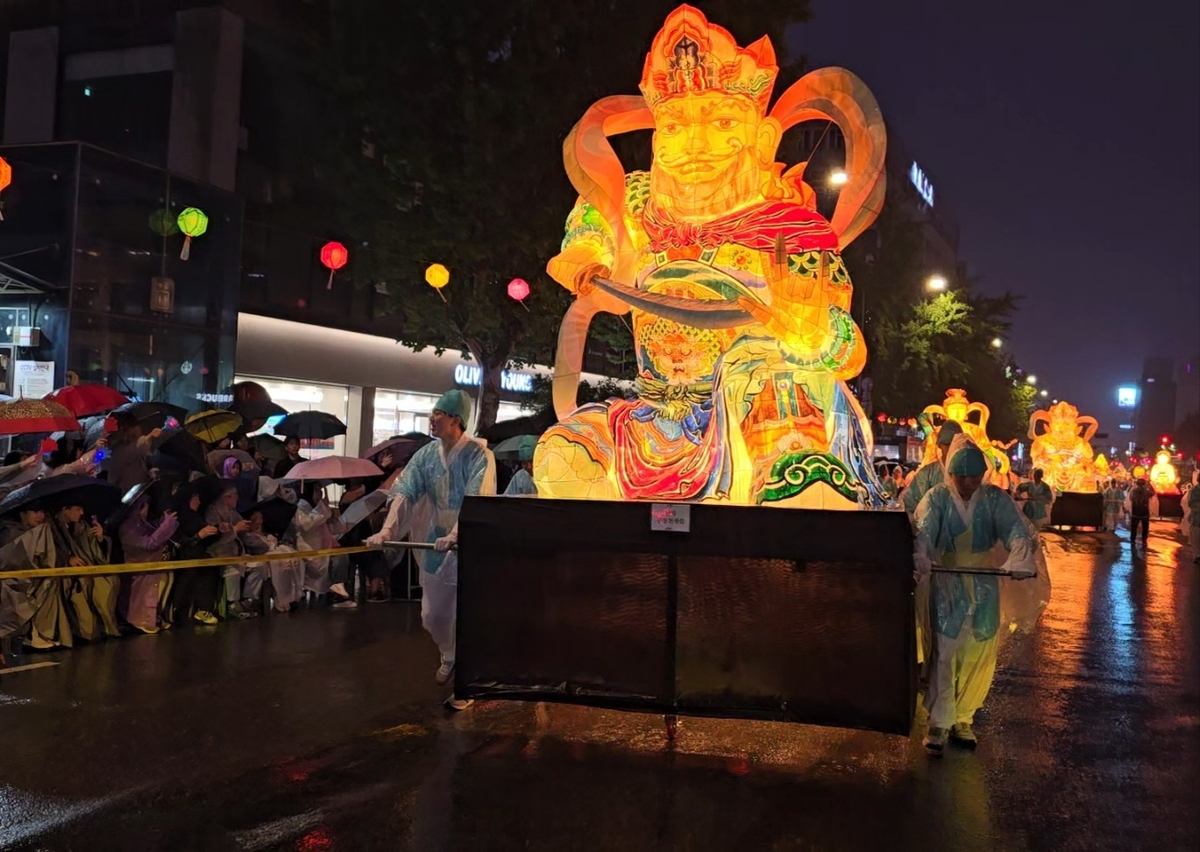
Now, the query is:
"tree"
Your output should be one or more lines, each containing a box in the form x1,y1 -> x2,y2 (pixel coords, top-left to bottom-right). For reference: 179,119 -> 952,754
326,0 -> 813,429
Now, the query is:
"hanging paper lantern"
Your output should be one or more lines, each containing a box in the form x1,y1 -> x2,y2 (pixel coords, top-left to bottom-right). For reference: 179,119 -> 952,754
0,155 -> 11,222
148,208 -> 180,237
320,241 -> 349,289
176,207 -> 208,260
507,278 -> 530,302
425,263 -> 449,289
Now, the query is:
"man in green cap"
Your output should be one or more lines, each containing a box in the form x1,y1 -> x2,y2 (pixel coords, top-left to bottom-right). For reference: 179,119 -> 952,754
368,388 -> 496,710
901,420 -> 964,516
912,434 -> 1043,754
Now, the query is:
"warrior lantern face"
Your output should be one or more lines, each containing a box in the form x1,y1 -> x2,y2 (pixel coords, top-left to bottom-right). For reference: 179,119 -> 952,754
650,91 -> 780,213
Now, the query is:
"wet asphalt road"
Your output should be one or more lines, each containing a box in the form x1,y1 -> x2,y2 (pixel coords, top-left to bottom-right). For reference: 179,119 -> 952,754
1,521 -> 1197,851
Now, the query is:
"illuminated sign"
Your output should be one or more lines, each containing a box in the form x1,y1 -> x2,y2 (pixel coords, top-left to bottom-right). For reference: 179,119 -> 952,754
1117,386 -> 1138,408
1118,424 -> 1134,431
909,161 -> 935,207
454,363 -> 534,393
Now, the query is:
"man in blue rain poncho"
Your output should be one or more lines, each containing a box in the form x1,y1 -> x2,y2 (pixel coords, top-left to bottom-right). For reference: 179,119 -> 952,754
367,389 -> 496,710
503,442 -> 538,496
901,420 -> 963,516
913,434 -> 1043,755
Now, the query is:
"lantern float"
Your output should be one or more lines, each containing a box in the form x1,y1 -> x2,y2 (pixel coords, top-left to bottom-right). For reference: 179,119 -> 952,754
0,155 -> 11,221
1028,400 -> 1100,493
176,207 -> 208,260
320,241 -> 349,289
425,263 -> 449,302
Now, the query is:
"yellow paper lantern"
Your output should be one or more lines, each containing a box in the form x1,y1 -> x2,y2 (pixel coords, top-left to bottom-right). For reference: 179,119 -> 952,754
425,263 -> 449,289
176,207 -> 208,260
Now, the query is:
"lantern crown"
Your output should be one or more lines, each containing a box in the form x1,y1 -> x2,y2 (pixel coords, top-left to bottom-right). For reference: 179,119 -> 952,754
639,4 -> 778,114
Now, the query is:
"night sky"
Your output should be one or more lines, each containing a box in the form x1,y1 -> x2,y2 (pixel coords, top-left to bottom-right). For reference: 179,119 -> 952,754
787,0 -> 1200,437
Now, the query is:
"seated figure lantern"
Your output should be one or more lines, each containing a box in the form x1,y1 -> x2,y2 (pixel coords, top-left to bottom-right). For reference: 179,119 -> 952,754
920,388 -> 1015,486
1149,450 -> 1179,495
1028,401 -> 1099,492
533,5 -> 888,508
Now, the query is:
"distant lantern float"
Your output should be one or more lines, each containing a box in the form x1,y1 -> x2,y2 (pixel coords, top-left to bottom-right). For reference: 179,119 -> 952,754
176,207 -> 208,260
425,263 -> 449,302
507,277 -> 530,311
0,154 -> 11,221
320,240 -> 349,289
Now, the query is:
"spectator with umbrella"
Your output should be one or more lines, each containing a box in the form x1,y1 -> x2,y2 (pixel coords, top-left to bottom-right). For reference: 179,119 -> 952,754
273,436 -> 307,480
103,409 -> 165,493
1,475 -> 122,650
241,497 -> 303,613
167,481 -> 222,626
117,484 -> 179,635
290,480 -> 346,604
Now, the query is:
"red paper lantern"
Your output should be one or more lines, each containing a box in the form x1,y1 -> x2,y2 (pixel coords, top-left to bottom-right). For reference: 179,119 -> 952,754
507,278 -> 530,302
0,155 -> 11,221
320,241 -> 349,289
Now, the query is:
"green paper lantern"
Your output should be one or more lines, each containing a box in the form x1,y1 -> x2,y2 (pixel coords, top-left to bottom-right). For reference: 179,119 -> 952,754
176,207 -> 208,260
148,208 -> 180,237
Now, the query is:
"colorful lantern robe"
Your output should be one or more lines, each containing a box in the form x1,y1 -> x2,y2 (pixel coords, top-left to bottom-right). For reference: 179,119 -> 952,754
533,5 -> 888,509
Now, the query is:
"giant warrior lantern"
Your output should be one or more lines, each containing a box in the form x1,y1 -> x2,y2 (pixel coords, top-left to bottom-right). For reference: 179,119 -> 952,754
533,5 -> 888,509
1028,400 -> 1100,493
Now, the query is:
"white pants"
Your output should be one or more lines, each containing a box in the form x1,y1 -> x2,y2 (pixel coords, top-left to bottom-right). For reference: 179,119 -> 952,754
925,612 -> 999,729
420,569 -> 457,663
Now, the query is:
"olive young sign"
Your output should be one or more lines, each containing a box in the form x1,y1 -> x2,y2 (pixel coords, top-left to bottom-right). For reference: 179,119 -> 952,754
453,364 -> 534,393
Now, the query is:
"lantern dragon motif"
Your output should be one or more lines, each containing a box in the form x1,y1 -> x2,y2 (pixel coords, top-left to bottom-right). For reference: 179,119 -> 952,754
533,5 -> 888,508
1028,401 -> 1099,493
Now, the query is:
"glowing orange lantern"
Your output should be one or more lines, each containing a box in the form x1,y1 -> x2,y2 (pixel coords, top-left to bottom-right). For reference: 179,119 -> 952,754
320,241 -> 348,289
0,155 -> 11,221
425,263 -> 449,302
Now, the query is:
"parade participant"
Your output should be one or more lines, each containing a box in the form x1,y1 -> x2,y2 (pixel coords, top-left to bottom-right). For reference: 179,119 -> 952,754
1015,469 -> 1054,530
49,502 -> 120,640
913,435 -> 1040,754
1127,477 -> 1153,549
1186,472 -> 1200,563
901,421 -> 964,516
503,444 -> 538,496
367,389 -> 496,709
1102,478 -> 1124,533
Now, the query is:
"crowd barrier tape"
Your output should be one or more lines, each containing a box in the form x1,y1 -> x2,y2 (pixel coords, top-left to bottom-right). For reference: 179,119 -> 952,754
0,544 -> 379,581
0,540 -> 451,582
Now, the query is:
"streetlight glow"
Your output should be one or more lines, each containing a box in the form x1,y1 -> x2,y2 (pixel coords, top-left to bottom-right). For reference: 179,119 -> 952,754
830,170 -> 848,186
1040,389 -> 1049,397
1027,375 -> 1038,386
991,337 -> 1003,349
927,275 -> 947,292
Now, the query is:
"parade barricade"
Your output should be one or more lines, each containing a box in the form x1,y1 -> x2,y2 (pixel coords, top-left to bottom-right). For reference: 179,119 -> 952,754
456,497 -> 917,736
1156,493 -> 1183,519
1050,492 -> 1104,529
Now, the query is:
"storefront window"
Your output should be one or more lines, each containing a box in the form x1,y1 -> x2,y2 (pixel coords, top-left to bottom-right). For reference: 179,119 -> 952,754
235,375 -> 349,460
373,390 -> 437,446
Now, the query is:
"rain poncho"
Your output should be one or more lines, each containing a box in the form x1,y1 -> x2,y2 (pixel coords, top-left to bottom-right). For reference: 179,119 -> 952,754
1185,477 -> 1200,552
50,514 -> 120,640
292,496 -> 343,595
900,421 -> 962,516
504,468 -> 537,497
118,504 -> 179,632
913,436 -> 1050,728
1103,484 -> 1124,532
372,431 -> 495,663
0,520 -> 72,647
1016,479 -> 1054,525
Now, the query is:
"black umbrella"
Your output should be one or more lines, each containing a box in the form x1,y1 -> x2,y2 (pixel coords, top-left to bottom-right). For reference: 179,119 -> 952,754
0,474 -> 122,521
363,432 -> 433,467
250,434 -> 288,466
154,428 -> 209,473
244,496 -> 298,538
273,411 -> 348,441
111,401 -> 189,431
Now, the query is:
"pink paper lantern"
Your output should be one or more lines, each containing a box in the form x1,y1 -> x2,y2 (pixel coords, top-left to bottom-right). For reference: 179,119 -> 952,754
507,278 -> 530,302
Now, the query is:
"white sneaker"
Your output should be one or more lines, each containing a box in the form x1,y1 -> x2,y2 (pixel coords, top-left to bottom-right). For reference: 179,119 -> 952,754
331,599 -> 358,610
445,697 -> 474,711
435,660 -> 455,685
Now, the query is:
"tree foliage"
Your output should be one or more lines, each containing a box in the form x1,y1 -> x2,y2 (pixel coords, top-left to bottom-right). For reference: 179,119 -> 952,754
326,0 -> 812,428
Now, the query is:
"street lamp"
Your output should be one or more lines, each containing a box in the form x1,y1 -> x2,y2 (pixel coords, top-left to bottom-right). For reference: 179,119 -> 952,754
926,275 -> 947,292
1039,389 -> 1049,398
829,170 -> 848,187
990,337 -> 1003,349
1027,375 -> 1038,386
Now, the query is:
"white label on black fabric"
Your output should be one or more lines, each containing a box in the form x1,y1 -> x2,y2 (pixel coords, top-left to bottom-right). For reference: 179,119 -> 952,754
650,503 -> 691,533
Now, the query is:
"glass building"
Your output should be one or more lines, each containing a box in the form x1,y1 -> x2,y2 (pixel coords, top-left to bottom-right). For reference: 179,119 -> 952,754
0,142 -> 240,409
